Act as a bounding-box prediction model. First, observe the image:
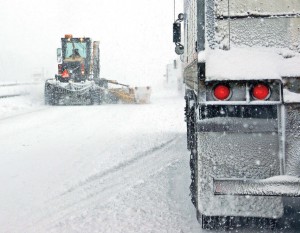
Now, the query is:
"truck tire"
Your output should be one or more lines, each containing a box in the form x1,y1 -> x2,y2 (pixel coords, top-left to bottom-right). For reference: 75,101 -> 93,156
90,90 -> 101,105
200,214 -> 277,230
44,83 -> 55,105
185,91 -> 197,151
201,215 -> 235,230
189,105 -> 197,208
241,217 -> 278,230
184,96 -> 190,150
107,93 -> 119,104
44,91 -> 50,105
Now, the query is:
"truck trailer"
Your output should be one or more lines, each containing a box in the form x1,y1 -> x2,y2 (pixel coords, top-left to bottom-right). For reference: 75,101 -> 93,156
173,0 -> 300,229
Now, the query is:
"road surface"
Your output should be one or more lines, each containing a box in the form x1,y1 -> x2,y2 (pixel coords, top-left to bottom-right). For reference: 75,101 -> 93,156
0,90 -> 299,232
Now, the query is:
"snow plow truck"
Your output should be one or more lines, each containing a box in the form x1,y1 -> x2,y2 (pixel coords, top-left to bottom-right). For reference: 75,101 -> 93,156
173,0 -> 300,230
45,34 -> 151,105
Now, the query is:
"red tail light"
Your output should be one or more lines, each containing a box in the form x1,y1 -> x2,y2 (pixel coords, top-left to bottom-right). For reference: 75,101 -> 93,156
61,69 -> 70,78
58,64 -> 62,75
214,84 -> 231,100
252,84 -> 270,100
81,63 -> 85,75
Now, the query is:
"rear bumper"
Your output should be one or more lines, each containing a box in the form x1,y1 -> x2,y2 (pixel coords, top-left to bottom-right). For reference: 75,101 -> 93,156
195,104 -> 300,217
214,176 -> 300,197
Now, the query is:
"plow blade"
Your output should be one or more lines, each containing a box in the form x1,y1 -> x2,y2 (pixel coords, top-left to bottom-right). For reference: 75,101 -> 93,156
107,86 -> 152,104
134,87 -> 152,104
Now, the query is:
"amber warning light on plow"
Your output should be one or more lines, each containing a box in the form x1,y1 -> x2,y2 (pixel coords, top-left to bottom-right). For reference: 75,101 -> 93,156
65,34 -> 73,39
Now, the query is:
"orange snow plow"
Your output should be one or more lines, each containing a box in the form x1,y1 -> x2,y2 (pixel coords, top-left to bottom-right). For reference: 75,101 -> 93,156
104,80 -> 152,104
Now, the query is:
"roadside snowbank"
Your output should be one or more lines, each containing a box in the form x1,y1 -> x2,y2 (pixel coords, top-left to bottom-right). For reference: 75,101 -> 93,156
0,83 -> 44,119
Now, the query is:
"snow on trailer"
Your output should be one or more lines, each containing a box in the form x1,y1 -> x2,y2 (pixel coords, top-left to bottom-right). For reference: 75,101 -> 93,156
173,0 -> 300,229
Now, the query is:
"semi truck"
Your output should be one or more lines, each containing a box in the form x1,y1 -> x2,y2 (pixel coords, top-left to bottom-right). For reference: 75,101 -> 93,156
45,35 -> 151,105
173,0 -> 300,229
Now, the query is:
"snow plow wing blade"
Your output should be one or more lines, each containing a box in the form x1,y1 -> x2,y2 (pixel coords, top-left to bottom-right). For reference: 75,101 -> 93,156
107,86 -> 152,104
214,176 -> 300,197
133,86 -> 152,104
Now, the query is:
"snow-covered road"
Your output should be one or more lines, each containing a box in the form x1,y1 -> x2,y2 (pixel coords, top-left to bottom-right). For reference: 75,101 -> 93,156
0,91 -> 299,233
0,91 -> 202,233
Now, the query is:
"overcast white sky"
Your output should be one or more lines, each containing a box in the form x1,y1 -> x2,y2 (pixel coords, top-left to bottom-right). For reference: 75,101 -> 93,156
0,0 -> 183,87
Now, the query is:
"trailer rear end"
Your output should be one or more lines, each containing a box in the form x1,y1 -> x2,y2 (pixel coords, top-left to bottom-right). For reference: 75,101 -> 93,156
174,0 -> 300,229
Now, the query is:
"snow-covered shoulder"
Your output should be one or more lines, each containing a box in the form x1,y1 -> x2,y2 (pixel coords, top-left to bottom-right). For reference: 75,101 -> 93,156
202,47 -> 300,81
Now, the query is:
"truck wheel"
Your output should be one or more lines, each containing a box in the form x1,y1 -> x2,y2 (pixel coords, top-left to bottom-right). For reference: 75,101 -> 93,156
107,93 -> 119,104
201,215 -> 278,230
44,84 -> 54,105
44,92 -> 50,105
185,92 -> 197,151
185,96 -> 191,150
242,217 -> 278,230
189,105 -> 197,207
90,90 -> 101,105
202,215 -> 235,230
202,215 -> 221,230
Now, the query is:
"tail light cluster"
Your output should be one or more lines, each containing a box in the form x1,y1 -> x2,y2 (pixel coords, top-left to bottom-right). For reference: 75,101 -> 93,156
212,83 -> 271,101
213,84 -> 231,100
252,84 -> 270,100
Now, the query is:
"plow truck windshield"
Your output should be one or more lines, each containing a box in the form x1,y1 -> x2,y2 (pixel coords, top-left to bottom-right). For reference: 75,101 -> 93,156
65,42 -> 87,58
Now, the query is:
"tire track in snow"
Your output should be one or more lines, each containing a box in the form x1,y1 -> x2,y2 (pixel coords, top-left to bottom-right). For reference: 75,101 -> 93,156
0,106 -> 48,122
33,134 -> 185,230
60,136 -> 178,196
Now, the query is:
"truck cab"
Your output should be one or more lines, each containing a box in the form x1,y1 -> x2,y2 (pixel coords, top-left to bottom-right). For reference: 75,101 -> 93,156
56,35 -> 99,83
